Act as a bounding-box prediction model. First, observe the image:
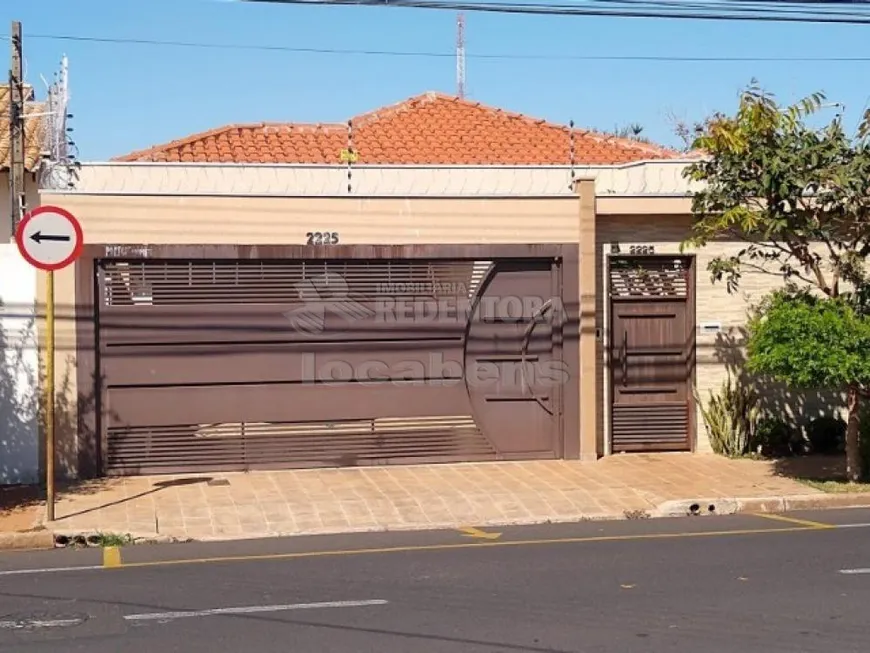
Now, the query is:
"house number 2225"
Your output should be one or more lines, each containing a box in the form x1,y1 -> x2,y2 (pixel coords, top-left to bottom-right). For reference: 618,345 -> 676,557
306,232 -> 339,245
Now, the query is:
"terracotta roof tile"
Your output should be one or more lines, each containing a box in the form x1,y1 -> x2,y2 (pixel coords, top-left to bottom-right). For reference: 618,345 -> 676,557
114,91 -> 683,165
0,84 -> 47,172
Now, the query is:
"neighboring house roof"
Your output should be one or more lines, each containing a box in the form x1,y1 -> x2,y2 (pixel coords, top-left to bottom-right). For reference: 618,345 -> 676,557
0,84 -> 47,172
114,91 -> 684,165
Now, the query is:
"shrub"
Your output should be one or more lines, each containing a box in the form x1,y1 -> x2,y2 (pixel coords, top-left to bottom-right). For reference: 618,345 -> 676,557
806,416 -> 847,454
696,375 -> 761,457
753,416 -> 797,458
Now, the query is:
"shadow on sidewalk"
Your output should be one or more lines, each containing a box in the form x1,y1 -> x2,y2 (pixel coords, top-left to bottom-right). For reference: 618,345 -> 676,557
57,477 -> 212,520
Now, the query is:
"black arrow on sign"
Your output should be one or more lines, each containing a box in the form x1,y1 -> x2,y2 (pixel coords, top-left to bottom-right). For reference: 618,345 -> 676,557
30,231 -> 71,244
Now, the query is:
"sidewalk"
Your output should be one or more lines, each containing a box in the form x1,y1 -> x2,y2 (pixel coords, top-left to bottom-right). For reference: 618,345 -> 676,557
0,484 -> 53,549
7,453 -> 861,543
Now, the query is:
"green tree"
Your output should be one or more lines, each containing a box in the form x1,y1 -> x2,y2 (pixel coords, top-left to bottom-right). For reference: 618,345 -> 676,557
682,82 -> 870,300
747,291 -> 870,480
680,82 -> 870,479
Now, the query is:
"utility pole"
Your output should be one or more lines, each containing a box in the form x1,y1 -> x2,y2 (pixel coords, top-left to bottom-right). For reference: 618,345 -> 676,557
9,20 -> 25,239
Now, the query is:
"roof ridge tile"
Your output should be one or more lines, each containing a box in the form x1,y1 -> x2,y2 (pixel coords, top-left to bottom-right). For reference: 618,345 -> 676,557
113,91 -> 686,165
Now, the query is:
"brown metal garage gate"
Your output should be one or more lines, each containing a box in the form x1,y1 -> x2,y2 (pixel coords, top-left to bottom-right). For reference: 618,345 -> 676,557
79,245 -> 579,476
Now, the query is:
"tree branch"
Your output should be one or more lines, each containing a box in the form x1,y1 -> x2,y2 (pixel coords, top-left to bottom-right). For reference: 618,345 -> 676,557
738,261 -> 817,287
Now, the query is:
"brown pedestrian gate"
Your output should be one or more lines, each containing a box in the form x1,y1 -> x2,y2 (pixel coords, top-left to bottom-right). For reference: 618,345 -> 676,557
86,245 -> 576,475
609,255 -> 695,452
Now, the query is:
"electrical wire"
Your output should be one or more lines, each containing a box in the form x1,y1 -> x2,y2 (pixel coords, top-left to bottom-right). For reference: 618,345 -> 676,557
17,33 -> 870,62
240,0 -> 870,24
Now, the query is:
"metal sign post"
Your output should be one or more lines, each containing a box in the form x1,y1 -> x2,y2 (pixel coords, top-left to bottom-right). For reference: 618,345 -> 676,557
45,269 -> 55,521
15,206 -> 84,523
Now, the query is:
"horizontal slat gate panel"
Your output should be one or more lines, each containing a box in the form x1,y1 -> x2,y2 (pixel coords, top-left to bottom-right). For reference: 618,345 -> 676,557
102,343 -> 466,386
99,305 -> 471,346
106,416 -> 497,475
105,379 -> 475,428
96,256 -> 559,475
101,259 -> 481,306
611,403 -> 689,452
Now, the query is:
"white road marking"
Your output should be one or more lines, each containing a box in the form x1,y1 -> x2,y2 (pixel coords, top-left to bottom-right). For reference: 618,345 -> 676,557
123,599 -> 389,622
839,568 -> 870,575
0,618 -> 83,630
0,565 -> 103,577
830,522 -> 870,529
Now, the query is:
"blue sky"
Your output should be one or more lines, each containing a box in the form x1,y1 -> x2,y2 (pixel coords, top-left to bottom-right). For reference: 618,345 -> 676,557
5,0 -> 869,161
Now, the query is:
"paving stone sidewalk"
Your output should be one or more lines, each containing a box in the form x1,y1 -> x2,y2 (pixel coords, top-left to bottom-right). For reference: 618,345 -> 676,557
9,453 -> 830,541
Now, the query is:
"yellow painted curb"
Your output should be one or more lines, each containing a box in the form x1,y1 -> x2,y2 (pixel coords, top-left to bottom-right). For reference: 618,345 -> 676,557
103,546 -> 122,568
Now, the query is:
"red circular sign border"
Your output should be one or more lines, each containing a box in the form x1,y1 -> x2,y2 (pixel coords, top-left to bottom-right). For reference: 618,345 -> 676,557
15,205 -> 84,272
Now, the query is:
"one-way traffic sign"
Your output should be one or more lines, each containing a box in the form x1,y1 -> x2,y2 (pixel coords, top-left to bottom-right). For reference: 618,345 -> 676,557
15,205 -> 84,271
31,231 -> 73,244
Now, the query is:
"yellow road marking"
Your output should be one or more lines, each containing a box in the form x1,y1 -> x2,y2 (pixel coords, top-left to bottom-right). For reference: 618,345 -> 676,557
113,524 -> 829,572
751,513 -> 835,529
103,546 -> 122,568
458,526 -> 502,540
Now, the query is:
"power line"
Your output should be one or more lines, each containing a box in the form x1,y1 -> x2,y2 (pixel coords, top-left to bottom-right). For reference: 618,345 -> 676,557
241,0 -> 870,24
17,33 -> 870,62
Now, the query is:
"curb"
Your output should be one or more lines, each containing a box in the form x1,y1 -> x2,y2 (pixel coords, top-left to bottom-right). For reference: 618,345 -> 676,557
653,493 -> 870,518
8,493 -> 870,549
0,530 -> 56,551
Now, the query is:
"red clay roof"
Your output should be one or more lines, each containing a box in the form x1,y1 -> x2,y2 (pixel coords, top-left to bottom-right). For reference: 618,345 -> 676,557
114,91 -> 682,165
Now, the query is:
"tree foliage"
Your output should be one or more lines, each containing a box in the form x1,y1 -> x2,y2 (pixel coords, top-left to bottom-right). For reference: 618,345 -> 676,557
682,82 -> 870,480
746,290 -> 870,391
681,81 -> 870,303
746,290 -> 870,480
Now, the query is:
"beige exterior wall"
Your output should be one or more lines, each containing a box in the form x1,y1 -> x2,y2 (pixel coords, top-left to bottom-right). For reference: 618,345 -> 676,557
48,194 -> 582,245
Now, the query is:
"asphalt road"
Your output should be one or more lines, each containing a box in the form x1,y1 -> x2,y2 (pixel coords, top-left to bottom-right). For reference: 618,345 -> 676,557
2,509 -> 870,653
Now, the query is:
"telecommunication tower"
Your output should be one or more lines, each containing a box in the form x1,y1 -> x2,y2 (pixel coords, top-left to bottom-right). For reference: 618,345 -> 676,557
456,13 -> 466,98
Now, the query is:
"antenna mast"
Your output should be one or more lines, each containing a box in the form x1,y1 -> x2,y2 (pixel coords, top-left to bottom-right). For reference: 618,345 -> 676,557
456,13 -> 466,98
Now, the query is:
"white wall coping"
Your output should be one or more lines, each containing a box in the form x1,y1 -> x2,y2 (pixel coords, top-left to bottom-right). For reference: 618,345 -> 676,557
42,160 -> 703,199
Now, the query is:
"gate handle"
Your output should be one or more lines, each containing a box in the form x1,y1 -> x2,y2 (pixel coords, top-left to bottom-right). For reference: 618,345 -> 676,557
520,299 -> 555,416
622,331 -> 628,387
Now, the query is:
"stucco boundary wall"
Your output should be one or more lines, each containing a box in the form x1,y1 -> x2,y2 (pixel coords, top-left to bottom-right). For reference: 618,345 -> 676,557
0,244 -> 39,484
37,160 -> 825,478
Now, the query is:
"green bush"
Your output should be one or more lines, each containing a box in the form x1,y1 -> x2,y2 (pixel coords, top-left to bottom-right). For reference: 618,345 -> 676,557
806,416 -> 847,454
753,416 -> 797,458
696,375 -> 761,457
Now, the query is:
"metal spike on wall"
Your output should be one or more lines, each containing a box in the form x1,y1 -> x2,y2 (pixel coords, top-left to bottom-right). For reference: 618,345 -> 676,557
569,119 -> 576,190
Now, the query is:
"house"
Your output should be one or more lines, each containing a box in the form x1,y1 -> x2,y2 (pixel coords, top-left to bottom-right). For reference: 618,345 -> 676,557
0,83 -> 47,484
36,91 -> 791,480
0,83 -> 46,241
